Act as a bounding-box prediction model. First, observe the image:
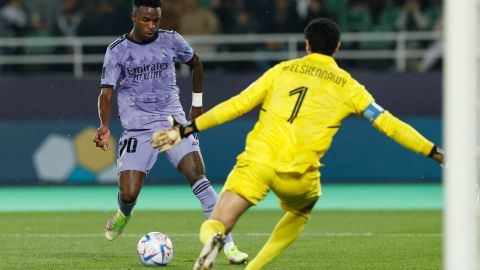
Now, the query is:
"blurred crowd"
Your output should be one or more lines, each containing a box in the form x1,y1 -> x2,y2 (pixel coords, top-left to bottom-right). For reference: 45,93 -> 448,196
0,0 -> 442,37
0,0 -> 443,72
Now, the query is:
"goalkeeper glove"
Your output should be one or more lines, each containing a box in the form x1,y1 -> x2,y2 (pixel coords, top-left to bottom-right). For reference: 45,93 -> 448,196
151,116 -> 198,152
428,145 -> 444,166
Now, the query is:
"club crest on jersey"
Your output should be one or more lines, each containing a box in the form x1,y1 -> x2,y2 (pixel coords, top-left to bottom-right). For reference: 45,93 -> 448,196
160,47 -> 168,57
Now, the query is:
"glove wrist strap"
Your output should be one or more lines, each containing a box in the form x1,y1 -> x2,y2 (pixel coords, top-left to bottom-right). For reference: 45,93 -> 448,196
180,121 -> 198,138
428,145 -> 443,158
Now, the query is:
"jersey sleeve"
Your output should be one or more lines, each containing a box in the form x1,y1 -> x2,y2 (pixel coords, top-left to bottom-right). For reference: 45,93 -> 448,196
345,75 -> 374,115
172,32 -> 195,64
100,46 -> 122,89
372,111 -> 435,156
195,66 -> 277,131
345,74 -> 434,156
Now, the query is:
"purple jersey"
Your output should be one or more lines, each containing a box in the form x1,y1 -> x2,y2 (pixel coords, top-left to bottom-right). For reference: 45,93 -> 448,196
100,30 -> 195,130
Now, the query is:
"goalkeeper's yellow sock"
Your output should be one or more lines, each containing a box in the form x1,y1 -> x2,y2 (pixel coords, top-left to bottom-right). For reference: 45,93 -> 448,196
199,219 -> 226,244
246,211 -> 310,270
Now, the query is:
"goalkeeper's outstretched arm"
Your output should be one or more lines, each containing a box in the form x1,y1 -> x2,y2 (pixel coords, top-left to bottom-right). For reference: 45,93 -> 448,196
362,101 -> 444,165
151,68 -> 274,152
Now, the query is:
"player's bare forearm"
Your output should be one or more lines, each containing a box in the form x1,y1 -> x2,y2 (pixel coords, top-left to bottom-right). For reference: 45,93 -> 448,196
188,54 -> 204,95
189,106 -> 203,120
187,54 -> 204,120
98,88 -> 113,127
94,88 -> 113,151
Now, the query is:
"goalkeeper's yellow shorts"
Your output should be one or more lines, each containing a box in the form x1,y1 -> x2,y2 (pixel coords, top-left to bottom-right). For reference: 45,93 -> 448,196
221,161 -> 321,212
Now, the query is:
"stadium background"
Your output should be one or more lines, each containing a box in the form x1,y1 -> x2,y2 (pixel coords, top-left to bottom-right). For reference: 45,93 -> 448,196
0,0 -> 442,186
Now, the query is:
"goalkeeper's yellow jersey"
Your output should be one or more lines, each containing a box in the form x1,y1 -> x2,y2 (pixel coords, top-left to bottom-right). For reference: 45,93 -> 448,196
196,53 -> 434,173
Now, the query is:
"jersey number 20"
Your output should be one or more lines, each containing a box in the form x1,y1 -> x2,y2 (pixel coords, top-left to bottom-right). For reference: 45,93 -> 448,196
119,137 -> 138,156
288,87 -> 308,123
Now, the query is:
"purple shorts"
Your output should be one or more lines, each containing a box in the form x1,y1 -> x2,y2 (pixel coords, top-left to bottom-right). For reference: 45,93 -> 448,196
116,128 -> 200,174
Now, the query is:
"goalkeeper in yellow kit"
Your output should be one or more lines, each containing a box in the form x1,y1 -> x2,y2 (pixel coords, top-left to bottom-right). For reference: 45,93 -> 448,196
151,18 -> 444,270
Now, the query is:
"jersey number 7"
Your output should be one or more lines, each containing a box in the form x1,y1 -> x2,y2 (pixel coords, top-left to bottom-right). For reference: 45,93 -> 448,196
287,87 -> 308,123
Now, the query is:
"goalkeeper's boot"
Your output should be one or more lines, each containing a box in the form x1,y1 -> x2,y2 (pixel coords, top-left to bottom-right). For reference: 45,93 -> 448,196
105,210 -> 131,241
224,245 -> 249,264
193,233 -> 225,270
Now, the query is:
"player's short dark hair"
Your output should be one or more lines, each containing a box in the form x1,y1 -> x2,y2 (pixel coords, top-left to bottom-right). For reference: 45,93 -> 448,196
304,18 -> 340,56
132,0 -> 161,9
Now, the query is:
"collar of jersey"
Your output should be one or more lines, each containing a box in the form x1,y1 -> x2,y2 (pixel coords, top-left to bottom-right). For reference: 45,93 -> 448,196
126,31 -> 159,45
304,53 -> 336,65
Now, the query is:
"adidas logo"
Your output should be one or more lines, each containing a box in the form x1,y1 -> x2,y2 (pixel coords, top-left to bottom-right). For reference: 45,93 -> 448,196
126,55 -> 135,62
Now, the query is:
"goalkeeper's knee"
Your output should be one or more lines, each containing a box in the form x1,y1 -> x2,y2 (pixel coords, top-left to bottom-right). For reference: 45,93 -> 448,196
292,210 -> 310,221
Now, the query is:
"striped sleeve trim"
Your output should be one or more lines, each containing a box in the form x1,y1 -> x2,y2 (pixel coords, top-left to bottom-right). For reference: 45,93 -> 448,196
108,34 -> 127,50
100,84 -> 114,89
185,53 -> 196,65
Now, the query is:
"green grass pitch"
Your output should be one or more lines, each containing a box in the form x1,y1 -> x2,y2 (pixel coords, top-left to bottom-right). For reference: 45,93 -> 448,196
0,210 -> 441,269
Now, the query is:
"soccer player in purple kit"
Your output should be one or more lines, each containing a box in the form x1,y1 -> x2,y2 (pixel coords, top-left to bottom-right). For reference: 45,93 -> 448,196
92,0 -> 248,264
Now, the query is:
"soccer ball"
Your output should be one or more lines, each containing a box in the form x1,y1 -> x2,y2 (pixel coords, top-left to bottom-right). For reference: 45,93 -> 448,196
136,232 -> 174,266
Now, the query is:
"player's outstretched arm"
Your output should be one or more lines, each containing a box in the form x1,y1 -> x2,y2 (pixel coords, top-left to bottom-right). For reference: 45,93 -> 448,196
152,66 -> 275,152
362,101 -> 444,165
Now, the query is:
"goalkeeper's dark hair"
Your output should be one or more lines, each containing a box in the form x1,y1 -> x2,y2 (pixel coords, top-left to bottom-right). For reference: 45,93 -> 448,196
132,0 -> 161,9
304,18 -> 340,56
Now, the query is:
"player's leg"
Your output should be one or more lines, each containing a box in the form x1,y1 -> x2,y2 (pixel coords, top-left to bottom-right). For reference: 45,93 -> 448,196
246,169 -> 320,270
106,130 -> 157,240
166,135 -> 248,263
246,206 -> 315,270
194,190 -> 252,270
105,170 -> 145,240
118,170 -> 144,214
200,190 -> 252,239
176,151 -> 217,219
194,162 -> 272,270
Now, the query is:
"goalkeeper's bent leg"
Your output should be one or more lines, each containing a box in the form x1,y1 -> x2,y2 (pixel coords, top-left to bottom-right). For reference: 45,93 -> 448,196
246,211 -> 310,270
194,221 -> 226,270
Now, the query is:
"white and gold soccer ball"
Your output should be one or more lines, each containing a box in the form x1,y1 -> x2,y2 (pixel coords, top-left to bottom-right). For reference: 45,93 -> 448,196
136,232 -> 174,266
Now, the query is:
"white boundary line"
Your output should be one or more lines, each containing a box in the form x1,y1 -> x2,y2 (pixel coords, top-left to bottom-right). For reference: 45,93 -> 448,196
0,232 -> 442,238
